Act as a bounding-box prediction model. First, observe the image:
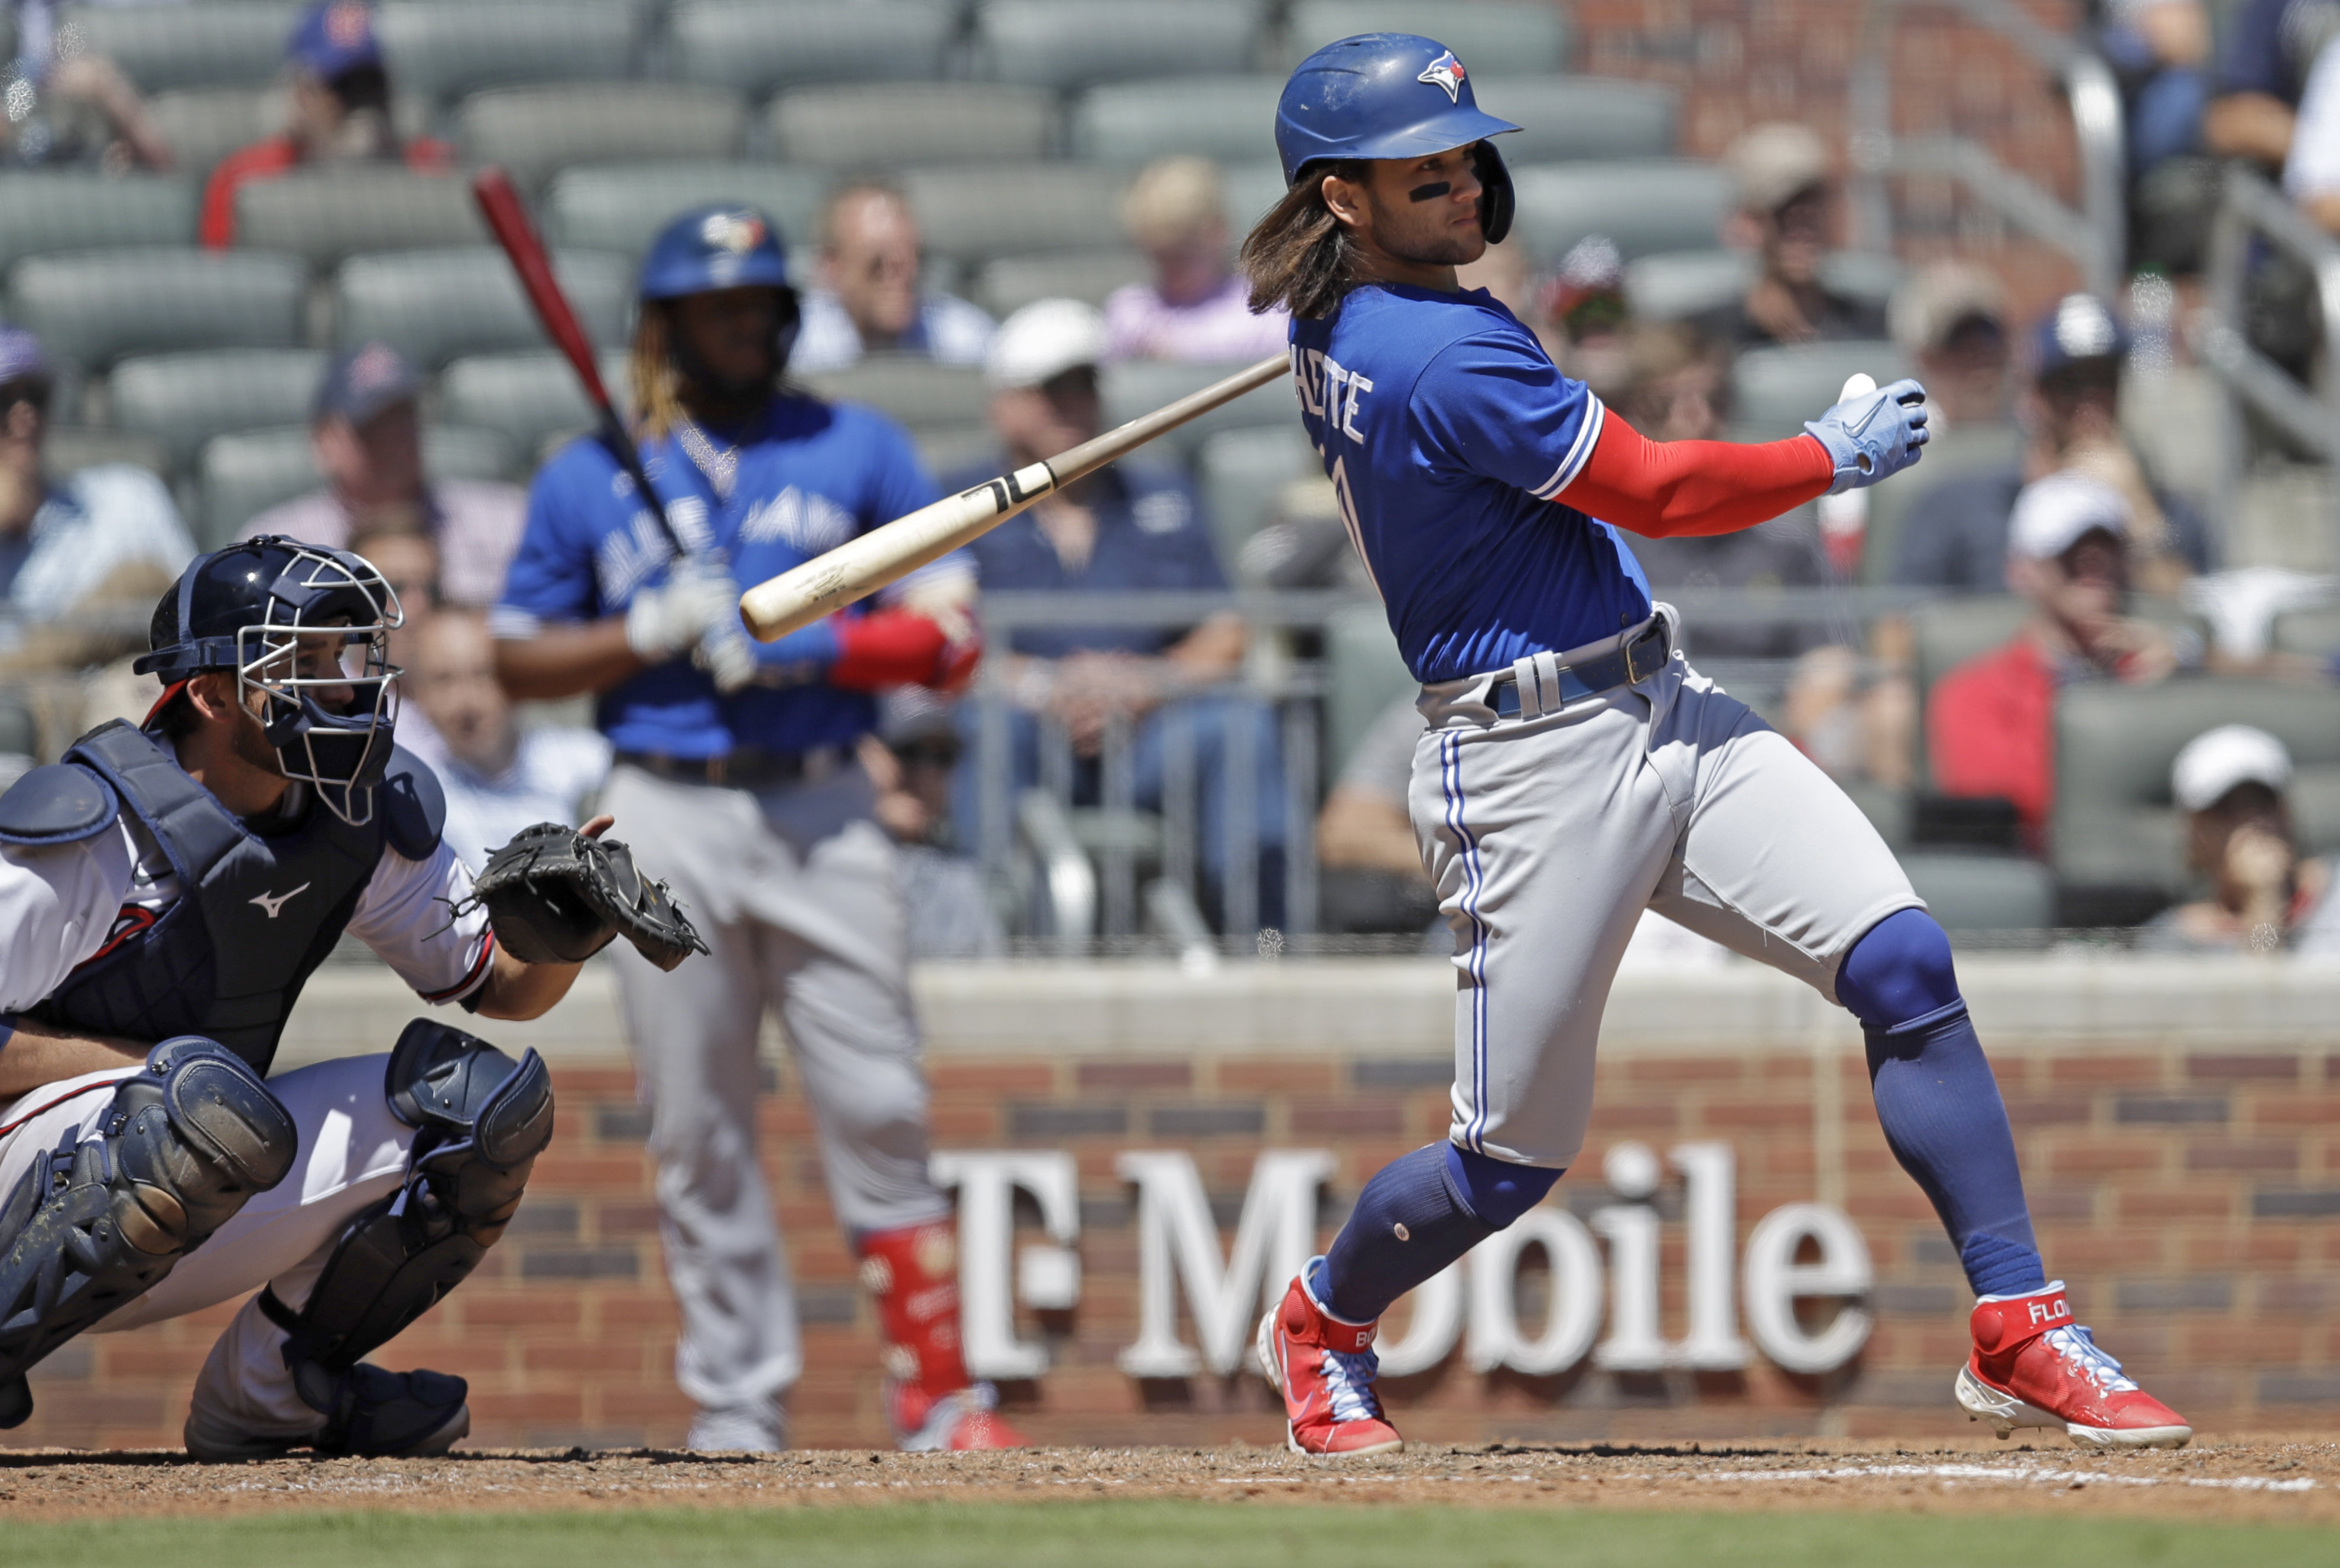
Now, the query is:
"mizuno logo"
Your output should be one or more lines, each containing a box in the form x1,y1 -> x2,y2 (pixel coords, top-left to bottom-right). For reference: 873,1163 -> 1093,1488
1418,49 -> 1467,102
251,883 -> 311,919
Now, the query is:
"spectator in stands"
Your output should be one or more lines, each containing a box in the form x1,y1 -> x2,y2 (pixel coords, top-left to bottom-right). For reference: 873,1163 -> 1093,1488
856,690 -> 1006,960
347,514 -> 440,680
401,607 -> 610,869
792,180 -> 993,374
2205,0 -> 2340,170
2141,724 -> 2340,952
0,17 -> 173,172
1103,157 -> 1289,363
950,299 -> 1285,928
2280,33 -> 2340,232
0,327 -> 194,670
1535,235 -> 1629,399
1889,262 -> 2013,433
1694,123 -> 1886,348
1928,472 -> 2192,847
1893,293 -> 2210,594
249,344 -> 525,609
200,0 -> 451,248
2100,1 -> 2215,271
1317,697 -> 1441,936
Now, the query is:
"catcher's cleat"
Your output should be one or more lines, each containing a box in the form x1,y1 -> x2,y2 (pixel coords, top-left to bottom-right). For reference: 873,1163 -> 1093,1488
887,1380 -> 1027,1452
184,1365 -> 470,1462
1257,1267 -> 1403,1457
859,1221 -> 1028,1452
1955,1281 -> 2192,1449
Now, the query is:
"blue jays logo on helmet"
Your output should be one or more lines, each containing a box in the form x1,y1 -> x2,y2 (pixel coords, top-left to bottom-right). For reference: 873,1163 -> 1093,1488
1417,49 -> 1466,103
639,203 -> 793,301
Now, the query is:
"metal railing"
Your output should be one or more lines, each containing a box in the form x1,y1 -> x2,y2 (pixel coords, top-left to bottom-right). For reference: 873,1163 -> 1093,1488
1848,0 -> 2126,299
2195,164 -> 2340,546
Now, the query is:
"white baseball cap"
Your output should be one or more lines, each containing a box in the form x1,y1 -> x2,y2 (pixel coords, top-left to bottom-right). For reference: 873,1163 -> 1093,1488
986,298 -> 1107,390
2007,470 -> 2130,561
2172,724 -> 2293,812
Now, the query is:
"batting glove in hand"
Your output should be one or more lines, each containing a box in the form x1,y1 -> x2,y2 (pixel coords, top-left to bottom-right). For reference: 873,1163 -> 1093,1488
1805,377 -> 1929,493
625,557 -> 740,663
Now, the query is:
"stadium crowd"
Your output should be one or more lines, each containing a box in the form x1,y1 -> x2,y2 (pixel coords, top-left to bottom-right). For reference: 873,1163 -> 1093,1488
1,0 -> 2339,954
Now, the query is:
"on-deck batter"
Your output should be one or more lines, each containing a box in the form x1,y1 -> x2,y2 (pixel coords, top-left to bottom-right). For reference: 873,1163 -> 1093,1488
1244,33 -> 2191,1457
493,206 -> 1020,1454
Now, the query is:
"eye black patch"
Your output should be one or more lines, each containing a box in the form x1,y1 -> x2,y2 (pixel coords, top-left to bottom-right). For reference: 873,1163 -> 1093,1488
1408,180 -> 1452,203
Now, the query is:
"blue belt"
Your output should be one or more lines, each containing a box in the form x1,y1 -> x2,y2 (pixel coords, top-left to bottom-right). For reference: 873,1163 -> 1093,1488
1490,623 -> 1671,718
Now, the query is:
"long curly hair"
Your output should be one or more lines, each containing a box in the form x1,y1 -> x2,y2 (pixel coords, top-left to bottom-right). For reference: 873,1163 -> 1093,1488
1237,162 -> 1369,321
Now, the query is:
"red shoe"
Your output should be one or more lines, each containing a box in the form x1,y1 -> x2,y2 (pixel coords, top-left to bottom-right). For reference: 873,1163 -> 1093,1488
1955,1281 -> 2192,1449
859,1221 -> 1028,1452
1256,1268 -> 1403,1456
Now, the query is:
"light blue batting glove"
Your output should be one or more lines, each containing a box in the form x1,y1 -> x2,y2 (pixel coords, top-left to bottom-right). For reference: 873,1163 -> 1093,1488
1803,376 -> 1930,493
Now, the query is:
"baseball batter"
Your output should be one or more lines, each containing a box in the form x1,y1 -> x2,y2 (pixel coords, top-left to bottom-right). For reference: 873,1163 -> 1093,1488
493,206 -> 1019,1452
0,537 -> 685,1458
1245,35 -> 2189,1455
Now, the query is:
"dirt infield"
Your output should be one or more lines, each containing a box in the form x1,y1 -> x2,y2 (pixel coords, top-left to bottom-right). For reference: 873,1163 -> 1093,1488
1,1436 -> 2334,1525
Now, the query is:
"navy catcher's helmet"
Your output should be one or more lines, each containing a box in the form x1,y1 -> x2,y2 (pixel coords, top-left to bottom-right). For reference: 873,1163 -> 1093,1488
136,536 -> 403,827
638,203 -> 802,379
1274,32 -> 1520,245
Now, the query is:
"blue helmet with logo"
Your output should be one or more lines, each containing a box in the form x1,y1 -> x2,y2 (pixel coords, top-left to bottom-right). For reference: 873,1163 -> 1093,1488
638,203 -> 802,383
1273,32 -> 1520,245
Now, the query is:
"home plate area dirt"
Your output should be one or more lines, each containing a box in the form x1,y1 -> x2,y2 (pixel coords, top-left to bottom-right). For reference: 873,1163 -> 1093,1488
0,1437 -> 2335,1523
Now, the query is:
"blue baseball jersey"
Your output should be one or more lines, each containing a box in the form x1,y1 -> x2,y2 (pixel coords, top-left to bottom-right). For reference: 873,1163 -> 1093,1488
495,395 -> 940,757
1291,281 -> 1651,682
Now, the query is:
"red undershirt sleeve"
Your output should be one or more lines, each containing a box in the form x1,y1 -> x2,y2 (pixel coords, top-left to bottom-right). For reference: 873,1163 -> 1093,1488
1554,412 -> 1834,539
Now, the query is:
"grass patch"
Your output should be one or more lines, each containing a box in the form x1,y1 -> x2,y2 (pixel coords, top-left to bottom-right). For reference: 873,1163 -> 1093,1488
9,1503 -> 2336,1568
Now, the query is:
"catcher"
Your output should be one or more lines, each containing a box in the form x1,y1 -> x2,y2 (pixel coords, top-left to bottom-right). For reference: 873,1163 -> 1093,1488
0,536 -> 701,1459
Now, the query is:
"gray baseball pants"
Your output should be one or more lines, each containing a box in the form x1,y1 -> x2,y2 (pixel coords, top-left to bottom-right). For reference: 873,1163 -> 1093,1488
599,762 -> 951,1414
1410,614 -> 1920,1168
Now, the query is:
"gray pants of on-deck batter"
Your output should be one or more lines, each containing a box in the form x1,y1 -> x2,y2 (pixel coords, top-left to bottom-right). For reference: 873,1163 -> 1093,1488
1412,612 -> 1922,1169
600,761 -> 951,1414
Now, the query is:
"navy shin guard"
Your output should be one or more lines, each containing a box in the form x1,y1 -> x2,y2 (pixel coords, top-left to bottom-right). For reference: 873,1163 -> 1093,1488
1316,1143 -> 1560,1324
1840,910 -> 2046,1299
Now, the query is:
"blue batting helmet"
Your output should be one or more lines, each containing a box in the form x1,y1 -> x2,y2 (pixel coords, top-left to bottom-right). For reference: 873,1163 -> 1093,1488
638,205 -> 793,300
1273,32 -> 1520,244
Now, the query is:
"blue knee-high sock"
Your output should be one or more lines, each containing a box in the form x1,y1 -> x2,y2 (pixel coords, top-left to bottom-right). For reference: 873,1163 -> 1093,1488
1313,1143 -> 1561,1324
1838,909 -> 2046,1299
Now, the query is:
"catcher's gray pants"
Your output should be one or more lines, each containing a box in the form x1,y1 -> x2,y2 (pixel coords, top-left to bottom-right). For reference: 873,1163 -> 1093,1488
600,761 -> 950,1414
0,1053 -> 412,1441
1413,616 -> 1920,1168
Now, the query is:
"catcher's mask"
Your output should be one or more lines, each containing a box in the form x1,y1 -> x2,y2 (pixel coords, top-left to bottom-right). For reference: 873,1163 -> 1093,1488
135,536 -> 404,827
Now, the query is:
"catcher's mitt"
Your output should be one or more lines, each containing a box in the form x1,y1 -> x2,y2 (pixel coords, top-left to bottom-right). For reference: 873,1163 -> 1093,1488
459,822 -> 709,972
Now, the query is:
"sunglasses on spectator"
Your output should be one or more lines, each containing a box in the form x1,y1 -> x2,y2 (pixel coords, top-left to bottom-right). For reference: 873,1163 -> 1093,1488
0,378 -> 50,417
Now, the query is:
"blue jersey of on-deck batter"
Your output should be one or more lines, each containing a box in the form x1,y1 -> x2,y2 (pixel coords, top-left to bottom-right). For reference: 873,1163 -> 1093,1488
1291,282 -> 1652,682
495,395 -> 940,757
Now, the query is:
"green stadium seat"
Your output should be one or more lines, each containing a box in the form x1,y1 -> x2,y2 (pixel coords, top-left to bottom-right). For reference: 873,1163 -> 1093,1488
1507,160 -> 1731,266
379,2 -> 638,108
1727,340 -> 1910,441
1473,76 -> 1677,162
904,163 -> 1129,264
915,425 -> 1001,479
457,84 -> 750,195
1220,159 -> 1289,232
971,249 -> 1149,317
8,249 -> 306,372
1899,851 -> 2053,932
1284,1 -> 1571,72
147,88 -> 278,186
108,349 -> 327,473
0,174 -> 198,276
769,84 -> 1060,169
438,349 -> 633,458
1070,77 -> 1286,165
1908,595 -> 2030,790
1624,250 -> 1750,322
233,171 -> 485,269
332,248 -> 632,368
64,2 -> 301,92
1101,358 -> 1291,460
802,357 -> 990,433
543,162 -> 831,256
1196,425 -> 1317,563
974,0 -> 1259,92
199,422 -> 515,549
43,427 -> 171,484
2052,677 -> 2340,901
666,0 -> 960,97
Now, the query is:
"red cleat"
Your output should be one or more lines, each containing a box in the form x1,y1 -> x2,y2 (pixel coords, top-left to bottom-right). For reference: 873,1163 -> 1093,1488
885,1380 -> 1029,1452
1955,1281 -> 2192,1449
1256,1269 -> 1403,1456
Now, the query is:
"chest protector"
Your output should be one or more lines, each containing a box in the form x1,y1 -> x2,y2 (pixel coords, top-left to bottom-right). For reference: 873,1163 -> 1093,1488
28,721 -> 443,1074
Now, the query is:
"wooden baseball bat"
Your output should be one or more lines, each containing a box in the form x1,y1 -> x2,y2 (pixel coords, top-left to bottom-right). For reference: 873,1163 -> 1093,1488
740,353 -> 1289,640
472,165 -> 685,557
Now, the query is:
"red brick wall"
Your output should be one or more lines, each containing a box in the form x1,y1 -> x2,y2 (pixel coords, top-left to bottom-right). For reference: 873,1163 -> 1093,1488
16,1037 -> 2338,1452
